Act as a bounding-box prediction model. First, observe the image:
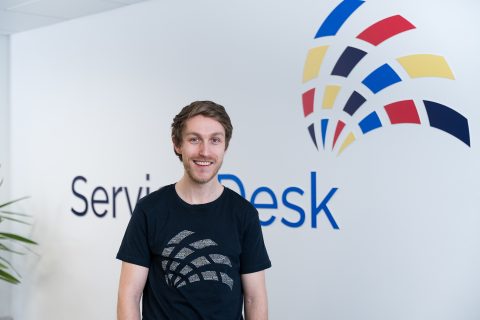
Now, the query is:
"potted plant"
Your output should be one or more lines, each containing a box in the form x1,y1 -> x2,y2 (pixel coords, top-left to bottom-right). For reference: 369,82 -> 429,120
0,178 -> 37,284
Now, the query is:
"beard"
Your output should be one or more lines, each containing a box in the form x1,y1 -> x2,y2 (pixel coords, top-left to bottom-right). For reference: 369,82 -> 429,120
183,158 -> 223,185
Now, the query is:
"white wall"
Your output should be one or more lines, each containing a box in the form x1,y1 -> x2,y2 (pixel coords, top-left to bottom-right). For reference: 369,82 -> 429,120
8,0 -> 480,319
0,36 -> 8,166
0,34 -> 12,318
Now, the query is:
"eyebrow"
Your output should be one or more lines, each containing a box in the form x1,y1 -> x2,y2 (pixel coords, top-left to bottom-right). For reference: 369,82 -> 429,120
184,132 -> 225,137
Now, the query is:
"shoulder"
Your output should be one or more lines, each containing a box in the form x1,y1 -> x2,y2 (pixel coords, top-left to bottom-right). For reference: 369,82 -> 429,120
224,187 -> 254,208
223,187 -> 258,220
135,184 -> 175,214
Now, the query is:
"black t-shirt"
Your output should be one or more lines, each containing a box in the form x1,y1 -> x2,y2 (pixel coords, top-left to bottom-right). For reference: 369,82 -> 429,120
117,184 -> 271,320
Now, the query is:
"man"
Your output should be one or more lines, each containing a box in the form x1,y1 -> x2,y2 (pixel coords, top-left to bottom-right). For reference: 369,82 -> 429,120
117,101 -> 271,319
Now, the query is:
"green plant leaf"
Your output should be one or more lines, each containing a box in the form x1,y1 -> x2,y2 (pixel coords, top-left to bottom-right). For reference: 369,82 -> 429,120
15,242 -> 40,257
0,214 -> 31,225
0,178 -> 35,284
0,243 -> 25,255
0,255 -> 20,277
0,210 -> 32,217
0,233 -> 37,245
0,196 -> 30,209
0,268 -> 20,284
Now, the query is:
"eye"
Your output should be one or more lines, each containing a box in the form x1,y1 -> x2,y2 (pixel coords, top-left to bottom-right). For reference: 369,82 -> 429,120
211,137 -> 222,145
189,137 -> 200,144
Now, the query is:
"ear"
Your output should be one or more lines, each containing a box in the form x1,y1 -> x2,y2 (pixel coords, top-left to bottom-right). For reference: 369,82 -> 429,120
173,137 -> 182,154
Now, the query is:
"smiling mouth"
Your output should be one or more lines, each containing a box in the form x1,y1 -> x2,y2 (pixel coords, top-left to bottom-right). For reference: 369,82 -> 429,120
193,160 -> 213,166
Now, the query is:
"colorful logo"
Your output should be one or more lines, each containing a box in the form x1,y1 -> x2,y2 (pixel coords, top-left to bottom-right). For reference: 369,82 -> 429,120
302,0 -> 471,155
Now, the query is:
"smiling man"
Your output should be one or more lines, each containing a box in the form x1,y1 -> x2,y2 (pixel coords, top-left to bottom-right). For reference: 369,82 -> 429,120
116,101 -> 271,320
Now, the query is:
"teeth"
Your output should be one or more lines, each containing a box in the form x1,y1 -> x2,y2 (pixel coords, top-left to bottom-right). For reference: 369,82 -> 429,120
194,161 -> 212,166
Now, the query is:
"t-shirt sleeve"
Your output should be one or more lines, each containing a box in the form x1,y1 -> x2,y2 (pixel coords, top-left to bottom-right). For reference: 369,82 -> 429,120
239,206 -> 272,274
116,203 -> 151,268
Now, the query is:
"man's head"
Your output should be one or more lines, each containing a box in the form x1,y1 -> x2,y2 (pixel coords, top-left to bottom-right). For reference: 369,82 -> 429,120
171,101 -> 233,185
171,101 -> 233,161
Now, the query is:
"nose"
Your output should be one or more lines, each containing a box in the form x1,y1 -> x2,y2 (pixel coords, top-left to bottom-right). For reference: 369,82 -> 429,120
199,142 -> 210,157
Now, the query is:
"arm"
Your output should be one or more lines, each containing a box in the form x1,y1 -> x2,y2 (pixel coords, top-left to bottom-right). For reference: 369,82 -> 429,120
241,270 -> 268,320
117,261 -> 149,320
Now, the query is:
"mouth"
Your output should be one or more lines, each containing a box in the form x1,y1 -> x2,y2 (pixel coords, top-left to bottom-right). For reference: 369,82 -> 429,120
193,160 -> 214,167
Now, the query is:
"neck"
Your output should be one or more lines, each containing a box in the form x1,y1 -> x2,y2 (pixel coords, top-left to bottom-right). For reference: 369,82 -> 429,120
175,175 -> 223,205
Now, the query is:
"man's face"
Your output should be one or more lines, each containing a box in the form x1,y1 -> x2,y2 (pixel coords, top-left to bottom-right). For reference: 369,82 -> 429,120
174,115 -> 227,185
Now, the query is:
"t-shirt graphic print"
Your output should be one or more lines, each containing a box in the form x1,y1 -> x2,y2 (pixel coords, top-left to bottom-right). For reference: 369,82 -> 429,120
161,229 -> 234,290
